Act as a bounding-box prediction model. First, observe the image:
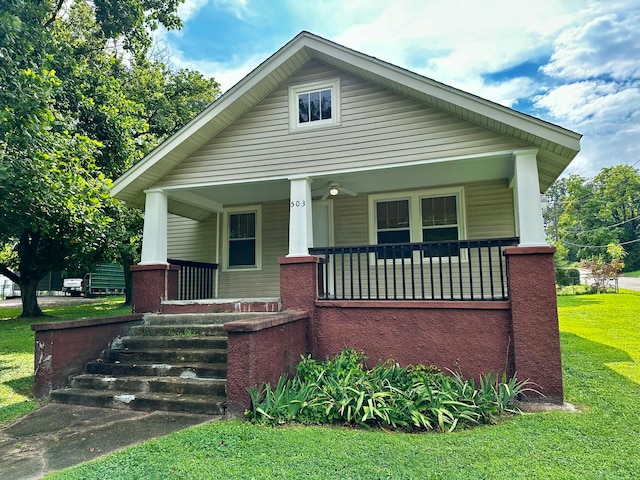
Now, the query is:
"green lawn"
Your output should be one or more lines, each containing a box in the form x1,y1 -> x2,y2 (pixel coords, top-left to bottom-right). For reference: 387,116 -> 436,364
43,291 -> 640,480
622,270 -> 640,277
0,297 -> 130,424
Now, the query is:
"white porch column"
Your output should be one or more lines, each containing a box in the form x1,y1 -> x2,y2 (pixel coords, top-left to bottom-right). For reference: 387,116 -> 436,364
511,149 -> 547,246
140,188 -> 168,264
287,177 -> 313,256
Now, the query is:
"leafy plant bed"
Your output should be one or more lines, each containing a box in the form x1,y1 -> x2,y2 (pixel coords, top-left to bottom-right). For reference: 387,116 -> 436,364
246,349 -> 534,432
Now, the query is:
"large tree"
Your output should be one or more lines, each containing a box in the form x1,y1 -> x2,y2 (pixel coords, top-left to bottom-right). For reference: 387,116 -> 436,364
0,0 -> 219,316
546,165 -> 640,271
49,2 -> 219,305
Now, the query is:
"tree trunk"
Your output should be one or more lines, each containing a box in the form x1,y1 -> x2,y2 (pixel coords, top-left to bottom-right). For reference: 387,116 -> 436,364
20,279 -> 44,317
17,230 -> 47,317
120,251 -> 134,307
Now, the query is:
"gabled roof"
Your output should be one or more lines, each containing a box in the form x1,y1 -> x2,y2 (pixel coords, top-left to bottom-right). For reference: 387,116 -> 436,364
112,31 -> 581,204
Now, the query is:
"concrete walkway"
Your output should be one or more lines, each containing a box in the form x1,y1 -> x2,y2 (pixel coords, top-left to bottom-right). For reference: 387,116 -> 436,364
0,404 -> 216,480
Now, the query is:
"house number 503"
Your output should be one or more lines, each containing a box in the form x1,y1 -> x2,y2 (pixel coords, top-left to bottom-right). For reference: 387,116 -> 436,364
290,200 -> 306,208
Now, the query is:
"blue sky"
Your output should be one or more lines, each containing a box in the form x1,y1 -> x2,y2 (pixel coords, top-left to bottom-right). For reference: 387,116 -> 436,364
154,0 -> 640,178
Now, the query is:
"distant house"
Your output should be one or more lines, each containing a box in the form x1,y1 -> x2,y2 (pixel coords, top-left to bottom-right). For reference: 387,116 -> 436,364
111,32 -> 581,408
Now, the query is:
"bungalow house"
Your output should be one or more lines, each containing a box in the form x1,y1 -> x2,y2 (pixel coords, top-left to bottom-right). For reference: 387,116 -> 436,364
36,32 -> 580,415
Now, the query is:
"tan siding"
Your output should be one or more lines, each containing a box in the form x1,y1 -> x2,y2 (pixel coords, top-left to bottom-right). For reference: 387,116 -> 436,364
465,180 -> 516,239
333,195 -> 368,246
157,61 -> 529,187
167,214 -> 217,263
217,201 -> 288,298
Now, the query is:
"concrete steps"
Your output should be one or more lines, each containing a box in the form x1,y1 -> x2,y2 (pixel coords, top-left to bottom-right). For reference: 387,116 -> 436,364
84,360 -> 228,378
50,312 -> 251,415
50,389 -> 226,415
100,347 -> 227,364
70,374 -> 226,396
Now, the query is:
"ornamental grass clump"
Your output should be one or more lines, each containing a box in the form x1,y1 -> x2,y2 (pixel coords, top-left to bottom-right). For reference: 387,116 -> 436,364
246,349 -> 535,432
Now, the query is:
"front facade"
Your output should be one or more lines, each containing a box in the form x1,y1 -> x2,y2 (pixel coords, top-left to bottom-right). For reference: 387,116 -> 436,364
112,32 -> 581,405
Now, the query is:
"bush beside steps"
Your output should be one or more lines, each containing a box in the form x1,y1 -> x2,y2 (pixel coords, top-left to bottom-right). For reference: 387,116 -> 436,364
246,349 -> 538,433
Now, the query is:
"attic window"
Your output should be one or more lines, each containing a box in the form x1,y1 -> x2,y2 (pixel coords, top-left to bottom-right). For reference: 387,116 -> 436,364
289,79 -> 341,131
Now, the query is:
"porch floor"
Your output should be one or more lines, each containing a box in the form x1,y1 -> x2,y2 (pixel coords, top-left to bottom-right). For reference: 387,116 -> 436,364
161,297 -> 282,314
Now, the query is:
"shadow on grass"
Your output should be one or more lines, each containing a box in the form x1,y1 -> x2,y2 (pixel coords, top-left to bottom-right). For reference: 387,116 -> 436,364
557,295 -> 605,307
560,332 -> 639,399
0,318 -> 38,355
0,401 -> 38,425
4,375 -> 35,398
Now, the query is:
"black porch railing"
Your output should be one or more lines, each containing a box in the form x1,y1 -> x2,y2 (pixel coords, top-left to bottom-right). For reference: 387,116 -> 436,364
309,237 -> 518,301
168,259 -> 218,300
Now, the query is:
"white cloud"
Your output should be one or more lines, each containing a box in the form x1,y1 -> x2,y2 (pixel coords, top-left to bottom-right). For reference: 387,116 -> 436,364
177,0 -> 211,22
330,0 -> 577,85
535,82 -> 640,175
213,0 -> 251,20
541,7 -> 640,80
531,1 -> 640,174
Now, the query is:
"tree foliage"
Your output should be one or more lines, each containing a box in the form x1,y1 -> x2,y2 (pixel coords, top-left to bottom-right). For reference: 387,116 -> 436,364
581,244 -> 626,293
0,0 -> 219,316
545,165 -> 640,271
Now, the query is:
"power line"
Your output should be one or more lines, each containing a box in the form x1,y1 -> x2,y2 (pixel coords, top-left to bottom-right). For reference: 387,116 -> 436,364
557,213 -> 640,235
561,238 -> 640,249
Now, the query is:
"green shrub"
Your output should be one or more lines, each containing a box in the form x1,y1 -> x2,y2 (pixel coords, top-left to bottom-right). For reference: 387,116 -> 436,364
246,349 -> 534,433
556,267 -> 581,286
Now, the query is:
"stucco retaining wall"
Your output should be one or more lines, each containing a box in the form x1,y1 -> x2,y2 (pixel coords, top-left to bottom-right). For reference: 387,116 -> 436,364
32,315 -> 143,398
224,310 -> 309,417
314,301 -> 513,380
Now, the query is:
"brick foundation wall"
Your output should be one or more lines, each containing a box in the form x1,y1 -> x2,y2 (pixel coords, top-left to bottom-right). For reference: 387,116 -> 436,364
278,251 -> 563,405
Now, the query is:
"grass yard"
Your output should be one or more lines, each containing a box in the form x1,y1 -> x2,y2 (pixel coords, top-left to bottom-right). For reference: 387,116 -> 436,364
42,291 -> 640,480
0,297 -> 130,424
622,270 -> 640,277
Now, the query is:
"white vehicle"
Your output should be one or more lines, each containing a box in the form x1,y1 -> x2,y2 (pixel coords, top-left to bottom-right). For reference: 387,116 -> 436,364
62,278 -> 83,296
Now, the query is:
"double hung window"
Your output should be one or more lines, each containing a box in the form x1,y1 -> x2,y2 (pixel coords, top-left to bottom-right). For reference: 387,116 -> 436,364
376,199 -> 411,258
224,206 -> 261,270
370,188 -> 465,260
421,196 -> 460,256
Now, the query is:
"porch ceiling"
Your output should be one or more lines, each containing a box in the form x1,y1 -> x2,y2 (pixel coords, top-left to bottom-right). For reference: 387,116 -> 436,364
165,152 -> 514,218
